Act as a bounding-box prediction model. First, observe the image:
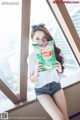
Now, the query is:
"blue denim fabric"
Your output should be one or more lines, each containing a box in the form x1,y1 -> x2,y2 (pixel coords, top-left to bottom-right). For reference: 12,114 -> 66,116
35,82 -> 61,96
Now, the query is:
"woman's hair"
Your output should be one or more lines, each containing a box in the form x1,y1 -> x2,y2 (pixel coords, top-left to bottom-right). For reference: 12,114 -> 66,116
31,25 -> 64,71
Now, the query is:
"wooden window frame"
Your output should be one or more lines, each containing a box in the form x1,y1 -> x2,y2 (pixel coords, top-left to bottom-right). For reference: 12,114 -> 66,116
0,0 -> 31,104
19,0 -> 31,101
0,0 -> 80,113
0,79 -> 19,103
47,0 -> 80,65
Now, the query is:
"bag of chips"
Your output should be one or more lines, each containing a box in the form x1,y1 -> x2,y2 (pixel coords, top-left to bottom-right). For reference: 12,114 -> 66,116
32,40 -> 57,72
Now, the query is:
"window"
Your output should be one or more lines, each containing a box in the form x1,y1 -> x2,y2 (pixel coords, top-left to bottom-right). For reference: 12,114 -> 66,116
0,91 -> 8,102
64,0 -> 80,37
0,0 -> 79,109
28,0 -> 79,92
0,90 -> 13,113
0,0 -> 22,102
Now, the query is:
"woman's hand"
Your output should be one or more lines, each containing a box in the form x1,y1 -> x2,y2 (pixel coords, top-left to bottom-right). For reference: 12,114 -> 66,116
30,61 -> 43,83
54,61 -> 63,73
34,61 -> 43,76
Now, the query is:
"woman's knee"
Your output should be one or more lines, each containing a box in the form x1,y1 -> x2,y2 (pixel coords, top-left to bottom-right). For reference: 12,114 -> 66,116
52,113 -> 64,120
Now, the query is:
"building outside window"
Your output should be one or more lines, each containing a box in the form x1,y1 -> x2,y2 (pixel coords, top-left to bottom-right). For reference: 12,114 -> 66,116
0,0 -> 80,103
64,0 -> 80,37
0,0 -> 22,102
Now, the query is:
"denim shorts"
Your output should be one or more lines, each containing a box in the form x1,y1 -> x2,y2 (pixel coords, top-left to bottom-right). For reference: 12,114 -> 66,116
35,82 -> 61,96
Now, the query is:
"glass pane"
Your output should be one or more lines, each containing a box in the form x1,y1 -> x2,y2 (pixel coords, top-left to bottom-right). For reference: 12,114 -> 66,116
64,0 -> 80,37
0,0 -> 22,93
0,91 -> 8,102
28,0 -> 79,92
0,90 -> 14,113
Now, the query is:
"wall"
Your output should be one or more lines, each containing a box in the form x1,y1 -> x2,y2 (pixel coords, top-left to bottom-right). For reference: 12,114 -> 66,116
64,82 -> 80,116
8,102 -> 51,120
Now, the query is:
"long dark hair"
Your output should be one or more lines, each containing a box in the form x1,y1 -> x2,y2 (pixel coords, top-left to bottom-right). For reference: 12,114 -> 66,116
31,26 -> 64,71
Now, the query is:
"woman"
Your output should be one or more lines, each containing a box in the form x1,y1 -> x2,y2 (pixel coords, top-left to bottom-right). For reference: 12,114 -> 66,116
27,24 -> 69,120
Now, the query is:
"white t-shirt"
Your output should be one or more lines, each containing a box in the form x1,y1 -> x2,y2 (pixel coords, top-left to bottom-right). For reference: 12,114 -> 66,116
27,52 -> 62,88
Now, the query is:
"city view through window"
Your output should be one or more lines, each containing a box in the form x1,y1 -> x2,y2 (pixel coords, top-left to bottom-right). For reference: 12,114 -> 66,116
0,0 -> 22,102
0,0 -> 80,102
64,0 -> 80,37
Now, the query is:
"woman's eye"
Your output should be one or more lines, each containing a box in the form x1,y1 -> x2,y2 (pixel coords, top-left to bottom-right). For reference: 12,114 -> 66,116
42,37 -> 47,42
36,38 -> 40,40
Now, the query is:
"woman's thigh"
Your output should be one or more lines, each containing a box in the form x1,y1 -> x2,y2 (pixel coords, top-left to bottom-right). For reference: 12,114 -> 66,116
37,94 -> 64,120
53,89 -> 69,120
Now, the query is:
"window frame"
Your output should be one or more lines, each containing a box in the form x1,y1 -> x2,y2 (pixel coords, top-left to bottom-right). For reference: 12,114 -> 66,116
19,0 -> 31,101
47,0 -> 80,65
0,0 -> 31,105
0,0 -> 80,113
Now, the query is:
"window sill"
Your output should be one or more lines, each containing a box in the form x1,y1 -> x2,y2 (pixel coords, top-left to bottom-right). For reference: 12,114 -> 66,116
61,70 -> 80,89
0,70 -> 80,113
0,95 -> 37,113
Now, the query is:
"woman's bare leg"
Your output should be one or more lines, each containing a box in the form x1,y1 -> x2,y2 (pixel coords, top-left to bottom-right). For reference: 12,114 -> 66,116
53,89 -> 69,120
37,94 -> 65,120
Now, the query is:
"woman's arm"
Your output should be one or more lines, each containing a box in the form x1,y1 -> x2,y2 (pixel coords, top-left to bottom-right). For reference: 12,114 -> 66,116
54,61 -> 63,73
30,72 -> 38,83
30,61 -> 43,83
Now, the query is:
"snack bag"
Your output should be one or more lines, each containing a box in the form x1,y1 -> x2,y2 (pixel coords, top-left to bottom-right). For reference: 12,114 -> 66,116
32,40 -> 57,72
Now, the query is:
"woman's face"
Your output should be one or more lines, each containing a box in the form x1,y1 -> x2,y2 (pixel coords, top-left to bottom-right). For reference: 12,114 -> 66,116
32,31 -> 49,47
